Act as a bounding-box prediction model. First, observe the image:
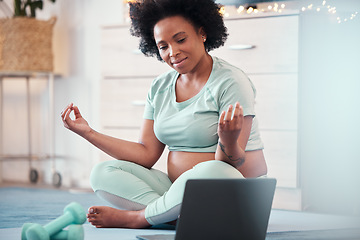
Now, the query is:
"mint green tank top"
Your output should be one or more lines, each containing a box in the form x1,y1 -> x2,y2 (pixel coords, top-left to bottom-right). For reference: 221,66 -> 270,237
143,56 -> 264,152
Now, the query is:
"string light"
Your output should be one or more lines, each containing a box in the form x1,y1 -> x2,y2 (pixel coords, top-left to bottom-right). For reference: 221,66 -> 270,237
215,0 -> 358,24
123,0 -> 359,24
219,6 -> 226,16
273,3 -> 279,12
300,0 -> 357,23
247,7 -> 254,14
237,6 -> 245,14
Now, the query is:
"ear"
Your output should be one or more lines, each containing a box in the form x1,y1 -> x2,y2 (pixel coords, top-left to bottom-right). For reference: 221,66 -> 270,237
198,27 -> 207,42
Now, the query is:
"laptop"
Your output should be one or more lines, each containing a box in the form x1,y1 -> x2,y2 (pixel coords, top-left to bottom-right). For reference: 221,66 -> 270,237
137,178 -> 277,240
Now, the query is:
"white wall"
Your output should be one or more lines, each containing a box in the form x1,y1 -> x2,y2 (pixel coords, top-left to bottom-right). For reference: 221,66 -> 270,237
1,0 -> 124,188
298,0 -> 360,215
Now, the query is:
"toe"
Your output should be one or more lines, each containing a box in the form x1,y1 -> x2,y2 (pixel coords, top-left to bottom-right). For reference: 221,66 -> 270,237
88,217 -> 103,228
88,206 -> 98,214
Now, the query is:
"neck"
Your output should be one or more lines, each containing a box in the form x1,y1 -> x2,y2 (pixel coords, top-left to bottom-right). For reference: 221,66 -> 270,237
180,53 -> 213,83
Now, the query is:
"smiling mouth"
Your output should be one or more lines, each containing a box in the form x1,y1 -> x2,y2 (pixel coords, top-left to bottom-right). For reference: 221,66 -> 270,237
172,57 -> 187,66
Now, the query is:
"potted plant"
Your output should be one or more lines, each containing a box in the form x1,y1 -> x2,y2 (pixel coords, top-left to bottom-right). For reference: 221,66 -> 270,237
13,0 -> 56,17
0,0 -> 57,72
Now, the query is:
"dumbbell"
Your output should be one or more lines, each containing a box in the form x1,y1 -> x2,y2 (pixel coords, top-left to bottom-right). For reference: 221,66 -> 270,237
22,202 -> 86,240
22,224 -> 84,240
51,225 -> 84,240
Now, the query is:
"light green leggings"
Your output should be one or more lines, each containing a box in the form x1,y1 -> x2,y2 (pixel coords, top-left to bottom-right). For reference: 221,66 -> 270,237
90,160 -> 244,225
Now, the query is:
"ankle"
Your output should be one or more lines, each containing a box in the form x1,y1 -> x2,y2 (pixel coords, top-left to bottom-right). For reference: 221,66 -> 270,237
128,210 -> 151,229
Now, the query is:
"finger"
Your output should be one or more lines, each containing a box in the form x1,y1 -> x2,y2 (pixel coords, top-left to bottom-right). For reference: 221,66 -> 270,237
232,102 -> 243,120
61,103 -> 73,118
72,106 -> 82,119
224,104 -> 233,122
236,105 -> 244,129
232,102 -> 240,118
62,111 -> 70,129
63,107 -> 73,127
239,104 -> 243,117
219,110 -> 226,125
62,114 -> 70,129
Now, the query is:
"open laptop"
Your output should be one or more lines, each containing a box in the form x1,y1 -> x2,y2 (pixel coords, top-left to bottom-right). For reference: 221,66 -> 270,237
137,178 -> 277,240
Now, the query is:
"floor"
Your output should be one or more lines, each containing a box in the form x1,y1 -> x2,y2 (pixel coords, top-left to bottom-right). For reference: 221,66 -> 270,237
1,182 -> 359,240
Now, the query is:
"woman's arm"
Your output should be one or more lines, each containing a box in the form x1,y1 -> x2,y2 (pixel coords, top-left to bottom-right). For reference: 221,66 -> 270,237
61,103 -> 165,168
215,102 -> 252,168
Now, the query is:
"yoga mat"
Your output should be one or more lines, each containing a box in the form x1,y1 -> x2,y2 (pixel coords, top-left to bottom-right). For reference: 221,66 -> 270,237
0,187 -> 104,228
1,187 -> 359,239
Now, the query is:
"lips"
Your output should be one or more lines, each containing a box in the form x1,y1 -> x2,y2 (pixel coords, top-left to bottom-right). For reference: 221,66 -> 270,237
172,57 -> 187,67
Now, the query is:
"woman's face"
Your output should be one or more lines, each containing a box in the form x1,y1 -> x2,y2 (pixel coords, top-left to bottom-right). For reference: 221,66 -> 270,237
153,15 -> 207,74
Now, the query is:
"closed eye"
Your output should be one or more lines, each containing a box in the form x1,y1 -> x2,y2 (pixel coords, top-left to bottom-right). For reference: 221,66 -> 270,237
158,45 -> 168,51
177,38 -> 186,43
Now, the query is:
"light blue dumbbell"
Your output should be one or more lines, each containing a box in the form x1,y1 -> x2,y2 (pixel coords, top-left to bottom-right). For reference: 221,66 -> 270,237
24,202 -> 86,240
22,223 -> 33,240
22,224 -> 84,240
51,225 -> 84,240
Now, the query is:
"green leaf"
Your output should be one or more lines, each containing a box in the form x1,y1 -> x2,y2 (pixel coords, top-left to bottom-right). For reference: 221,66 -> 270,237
11,0 -> 56,18
28,1 -> 43,17
13,0 -> 24,16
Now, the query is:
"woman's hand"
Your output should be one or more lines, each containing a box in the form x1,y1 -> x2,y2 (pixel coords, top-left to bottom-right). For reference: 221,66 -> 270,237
61,103 -> 91,138
216,102 -> 245,167
217,102 -> 243,147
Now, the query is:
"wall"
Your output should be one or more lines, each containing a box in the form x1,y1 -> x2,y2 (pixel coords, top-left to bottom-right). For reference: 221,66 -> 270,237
299,0 -> 360,215
1,0 -> 124,188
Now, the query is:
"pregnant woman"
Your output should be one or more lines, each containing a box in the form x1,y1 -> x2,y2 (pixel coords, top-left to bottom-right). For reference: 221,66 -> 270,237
61,0 -> 267,229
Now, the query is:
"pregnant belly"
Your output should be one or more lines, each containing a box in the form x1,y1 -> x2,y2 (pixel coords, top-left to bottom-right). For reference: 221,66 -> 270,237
167,149 -> 268,182
167,151 -> 216,182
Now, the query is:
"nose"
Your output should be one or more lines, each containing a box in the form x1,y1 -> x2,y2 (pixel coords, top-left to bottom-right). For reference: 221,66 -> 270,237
169,45 -> 180,57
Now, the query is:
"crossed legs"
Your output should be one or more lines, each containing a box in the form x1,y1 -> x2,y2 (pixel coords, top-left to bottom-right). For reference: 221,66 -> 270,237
87,160 -> 243,228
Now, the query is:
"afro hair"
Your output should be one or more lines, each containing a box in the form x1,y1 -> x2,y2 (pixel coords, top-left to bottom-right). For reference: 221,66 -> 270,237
129,0 -> 228,61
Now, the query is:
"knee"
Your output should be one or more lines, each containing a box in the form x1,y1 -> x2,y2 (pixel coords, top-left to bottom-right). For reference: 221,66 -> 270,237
90,161 -> 108,190
89,160 -> 126,190
90,160 -> 113,179
191,160 -> 243,178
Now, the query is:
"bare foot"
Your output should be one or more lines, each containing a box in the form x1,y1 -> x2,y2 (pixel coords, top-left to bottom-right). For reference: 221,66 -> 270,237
87,206 -> 150,229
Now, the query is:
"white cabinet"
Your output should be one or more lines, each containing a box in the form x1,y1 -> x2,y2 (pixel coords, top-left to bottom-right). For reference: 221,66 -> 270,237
100,26 -> 169,172
101,77 -> 151,128
101,26 -> 169,77
212,16 -> 298,74
251,74 -> 298,131
251,74 -> 298,188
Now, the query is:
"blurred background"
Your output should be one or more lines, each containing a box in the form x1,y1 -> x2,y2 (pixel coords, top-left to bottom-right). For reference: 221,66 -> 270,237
0,0 -> 359,217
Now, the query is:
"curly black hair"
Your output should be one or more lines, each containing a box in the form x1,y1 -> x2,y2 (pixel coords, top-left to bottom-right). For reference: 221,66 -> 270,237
129,0 -> 228,61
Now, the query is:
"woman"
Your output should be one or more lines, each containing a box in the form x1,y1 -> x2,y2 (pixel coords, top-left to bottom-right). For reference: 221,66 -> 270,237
61,0 -> 267,229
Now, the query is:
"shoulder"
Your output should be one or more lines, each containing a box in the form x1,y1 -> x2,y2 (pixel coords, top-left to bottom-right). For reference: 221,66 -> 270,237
210,56 -> 255,94
148,69 -> 177,97
212,56 -> 250,83
209,56 -> 256,115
